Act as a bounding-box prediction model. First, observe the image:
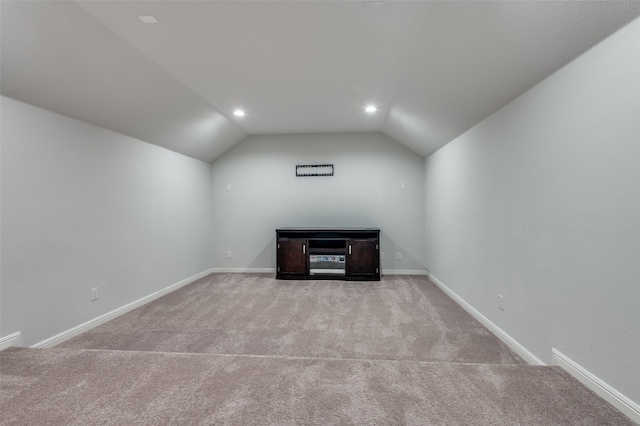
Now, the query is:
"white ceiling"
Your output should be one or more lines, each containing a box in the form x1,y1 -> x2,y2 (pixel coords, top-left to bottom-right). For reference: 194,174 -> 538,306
2,1 -> 639,162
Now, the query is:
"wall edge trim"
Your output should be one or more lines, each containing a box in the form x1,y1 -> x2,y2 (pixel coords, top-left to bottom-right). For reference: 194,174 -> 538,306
552,348 -> 639,424
427,272 -> 544,366
31,269 -> 215,348
0,332 -> 22,350
383,269 -> 428,276
210,268 -> 428,276
211,268 -> 276,273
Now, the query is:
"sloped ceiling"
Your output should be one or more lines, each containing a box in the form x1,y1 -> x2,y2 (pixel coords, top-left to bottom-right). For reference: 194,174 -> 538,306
2,1 -> 639,162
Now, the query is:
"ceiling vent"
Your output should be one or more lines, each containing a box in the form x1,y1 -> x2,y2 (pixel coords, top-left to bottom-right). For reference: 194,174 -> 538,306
138,15 -> 159,24
364,2 -> 384,11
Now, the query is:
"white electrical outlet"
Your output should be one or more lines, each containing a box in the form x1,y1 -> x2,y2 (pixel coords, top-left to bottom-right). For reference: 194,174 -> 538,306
396,252 -> 402,260
400,181 -> 406,189
380,252 -> 385,260
498,294 -> 504,311
227,251 -> 232,259
226,184 -> 232,191
91,287 -> 98,301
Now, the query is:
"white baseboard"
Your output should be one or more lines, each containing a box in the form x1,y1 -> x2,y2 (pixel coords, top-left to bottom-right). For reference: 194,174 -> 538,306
552,349 -> 640,424
0,332 -> 22,350
383,269 -> 428,276
426,272 -> 638,423
211,268 -> 276,274
211,268 -> 428,276
427,272 -> 544,366
31,269 -> 215,349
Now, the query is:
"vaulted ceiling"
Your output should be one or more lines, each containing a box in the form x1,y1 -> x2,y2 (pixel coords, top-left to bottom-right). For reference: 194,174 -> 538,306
2,1 -> 639,163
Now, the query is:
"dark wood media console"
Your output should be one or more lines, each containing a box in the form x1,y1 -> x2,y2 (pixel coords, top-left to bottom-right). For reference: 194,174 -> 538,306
276,228 -> 380,281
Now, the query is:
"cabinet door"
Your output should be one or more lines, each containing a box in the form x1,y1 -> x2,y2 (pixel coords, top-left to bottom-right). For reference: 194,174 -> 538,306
277,240 -> 308,276
347,239 -> 379,277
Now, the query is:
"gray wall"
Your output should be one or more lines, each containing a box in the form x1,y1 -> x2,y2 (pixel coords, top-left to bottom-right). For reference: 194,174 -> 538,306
211,133 -> 425,273
423,18 -> 640,403
0,96 -> 214,346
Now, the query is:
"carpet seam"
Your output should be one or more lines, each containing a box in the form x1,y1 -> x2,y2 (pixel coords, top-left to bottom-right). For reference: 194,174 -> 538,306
32,346 -> 537,367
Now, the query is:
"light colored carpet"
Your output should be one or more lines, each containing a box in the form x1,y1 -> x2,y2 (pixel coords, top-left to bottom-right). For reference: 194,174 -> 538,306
1,347 -> 633,425
59,274 -> 524,364
1,274 -> 633,424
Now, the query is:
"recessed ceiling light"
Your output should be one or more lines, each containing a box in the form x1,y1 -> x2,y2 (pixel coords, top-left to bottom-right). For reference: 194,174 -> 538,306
365,105 -> 377,113
138,15 -> 159,24
233,110 -> 246,117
